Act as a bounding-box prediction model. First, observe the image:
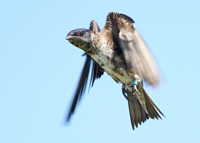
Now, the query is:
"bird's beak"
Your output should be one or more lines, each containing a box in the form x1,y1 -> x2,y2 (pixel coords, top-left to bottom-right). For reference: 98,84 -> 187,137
66,36 -> 75,40
65,36 -> 70,40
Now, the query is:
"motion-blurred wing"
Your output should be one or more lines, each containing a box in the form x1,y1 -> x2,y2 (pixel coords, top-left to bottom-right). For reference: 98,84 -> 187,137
67,21 -> 104,121
89,20 -> 105,86
104,12 -> 160,86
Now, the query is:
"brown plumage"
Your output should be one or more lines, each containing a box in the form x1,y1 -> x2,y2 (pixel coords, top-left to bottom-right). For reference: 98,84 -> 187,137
66,12 -> 164,130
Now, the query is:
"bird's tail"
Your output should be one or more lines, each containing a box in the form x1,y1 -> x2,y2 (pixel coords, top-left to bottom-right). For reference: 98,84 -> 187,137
128,83 -> 164,130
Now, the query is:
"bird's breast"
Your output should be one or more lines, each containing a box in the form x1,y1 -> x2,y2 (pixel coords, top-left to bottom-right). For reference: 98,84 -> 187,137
91,44 -> 134,84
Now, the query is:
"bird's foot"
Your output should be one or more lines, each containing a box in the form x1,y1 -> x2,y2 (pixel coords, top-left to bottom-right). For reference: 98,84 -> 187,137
122,78 -> 142,102
122,79 -> 148,114
132,75 -> 142,96
133,81 -> 140,96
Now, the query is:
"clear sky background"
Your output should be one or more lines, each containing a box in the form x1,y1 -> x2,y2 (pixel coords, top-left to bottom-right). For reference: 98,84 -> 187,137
1,0 -> 200,143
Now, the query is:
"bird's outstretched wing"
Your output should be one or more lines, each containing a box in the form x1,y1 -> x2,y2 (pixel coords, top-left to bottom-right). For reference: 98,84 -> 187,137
66,21 -> 104,121
103,12 -> 160,86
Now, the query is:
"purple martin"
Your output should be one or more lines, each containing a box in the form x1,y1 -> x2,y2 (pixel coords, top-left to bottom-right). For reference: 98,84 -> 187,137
66,12 -> 164,130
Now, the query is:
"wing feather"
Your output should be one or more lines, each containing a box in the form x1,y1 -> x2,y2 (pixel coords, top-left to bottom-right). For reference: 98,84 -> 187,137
104,12 -> 160,86
67,21 -> 104,121
120,29 -> 160,85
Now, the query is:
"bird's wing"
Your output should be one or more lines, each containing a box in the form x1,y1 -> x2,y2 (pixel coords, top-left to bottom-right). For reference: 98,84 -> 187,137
67,21 -> 104,121
89,20 -> 105,86
103,12 -> 160,86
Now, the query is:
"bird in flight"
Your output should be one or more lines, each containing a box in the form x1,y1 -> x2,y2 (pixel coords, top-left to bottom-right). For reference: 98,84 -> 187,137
66,12 -> 164,130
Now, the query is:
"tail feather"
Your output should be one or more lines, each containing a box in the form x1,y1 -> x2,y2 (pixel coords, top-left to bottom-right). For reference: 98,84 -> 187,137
144,89 -> 165,117
128,85 -> 164,130
128,94 -> 148,129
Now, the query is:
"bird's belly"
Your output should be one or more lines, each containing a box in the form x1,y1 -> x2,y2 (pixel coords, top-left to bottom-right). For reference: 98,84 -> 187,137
92,53 -> 134,84
106,68 -> 133,84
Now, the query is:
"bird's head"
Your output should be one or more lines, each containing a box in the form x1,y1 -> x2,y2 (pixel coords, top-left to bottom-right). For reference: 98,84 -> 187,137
66,28 -> 94,52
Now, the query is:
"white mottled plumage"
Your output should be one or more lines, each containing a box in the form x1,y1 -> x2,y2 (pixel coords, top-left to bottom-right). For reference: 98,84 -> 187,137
91,39 -> 134,84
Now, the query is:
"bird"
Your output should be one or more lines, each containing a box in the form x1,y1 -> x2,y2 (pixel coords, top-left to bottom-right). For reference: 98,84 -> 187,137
66,12 -> 164,130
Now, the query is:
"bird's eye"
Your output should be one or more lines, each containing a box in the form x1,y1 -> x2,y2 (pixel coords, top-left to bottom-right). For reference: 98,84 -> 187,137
80,31 -> 84,36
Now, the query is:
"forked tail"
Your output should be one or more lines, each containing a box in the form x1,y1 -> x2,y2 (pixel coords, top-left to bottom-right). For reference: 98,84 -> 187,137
125,83 -> 164,129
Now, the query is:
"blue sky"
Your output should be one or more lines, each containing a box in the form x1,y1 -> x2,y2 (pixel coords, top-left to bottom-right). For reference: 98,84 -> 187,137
1,0 -> 200,142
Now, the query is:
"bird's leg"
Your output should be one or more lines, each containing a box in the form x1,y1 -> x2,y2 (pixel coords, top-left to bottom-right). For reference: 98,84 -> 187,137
122,74 -> 142,102
133,81 -> 140,96
132,74 -> 142,96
